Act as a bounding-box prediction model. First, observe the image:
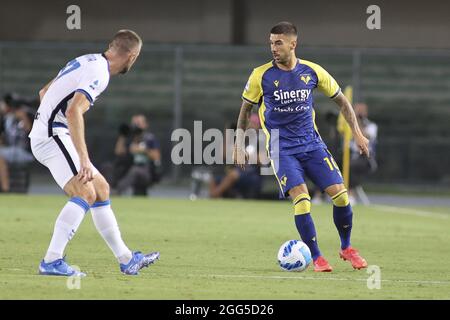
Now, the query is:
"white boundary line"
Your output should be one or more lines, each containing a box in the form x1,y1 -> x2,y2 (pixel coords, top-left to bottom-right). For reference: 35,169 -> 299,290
198,273 -> 450,286
4,268 -> 449,286
371,204 -> 449,220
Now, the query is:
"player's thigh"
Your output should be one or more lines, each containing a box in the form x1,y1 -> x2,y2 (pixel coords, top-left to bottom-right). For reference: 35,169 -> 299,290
303,147 -> 344,193
31,135 -> 99,201
271,153 -> 306,198
31,135 -> 80,190
92,173 -> 110,202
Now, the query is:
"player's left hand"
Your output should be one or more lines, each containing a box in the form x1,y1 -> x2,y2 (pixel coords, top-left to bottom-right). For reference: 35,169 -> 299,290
232,145 -> 249,169
354,133 -> 370,157
78,157 -> 94,184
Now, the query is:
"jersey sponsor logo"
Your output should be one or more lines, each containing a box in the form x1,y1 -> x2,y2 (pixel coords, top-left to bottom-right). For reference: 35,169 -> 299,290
273,89 -> 311,104
300,74 -> 311,84
274,80 -> 280,87
89,80 -> 99,90
273,105 -> 310,113
86,54 -> 97,62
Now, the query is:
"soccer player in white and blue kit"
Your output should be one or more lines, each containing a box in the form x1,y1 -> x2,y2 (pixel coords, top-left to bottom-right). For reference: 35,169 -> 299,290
29,30 -> 159,276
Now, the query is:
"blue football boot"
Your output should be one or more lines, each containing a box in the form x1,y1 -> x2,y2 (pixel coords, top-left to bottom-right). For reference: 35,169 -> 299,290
120,251 -> 160,275
39,257 -> 86,277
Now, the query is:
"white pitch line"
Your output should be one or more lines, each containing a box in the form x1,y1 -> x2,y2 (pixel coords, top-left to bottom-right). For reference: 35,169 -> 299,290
3,268 -> 449,286
371,204 -> 449,220
202,274 -> 450,286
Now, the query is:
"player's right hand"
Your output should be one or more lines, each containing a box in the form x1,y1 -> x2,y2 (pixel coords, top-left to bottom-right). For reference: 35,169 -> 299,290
232,146 -> 249,169
78,157 -> 94,184
354,133 -> 370,158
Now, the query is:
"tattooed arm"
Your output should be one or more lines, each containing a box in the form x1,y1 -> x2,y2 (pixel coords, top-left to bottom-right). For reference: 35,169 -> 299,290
333,91 -> 370,157
233,100 -> 254,168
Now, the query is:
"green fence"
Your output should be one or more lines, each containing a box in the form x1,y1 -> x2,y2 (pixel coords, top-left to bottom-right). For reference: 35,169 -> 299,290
1,42 -> 449,185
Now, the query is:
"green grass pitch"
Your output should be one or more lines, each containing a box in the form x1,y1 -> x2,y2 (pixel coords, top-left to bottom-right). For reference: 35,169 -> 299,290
0,194 -> 449,299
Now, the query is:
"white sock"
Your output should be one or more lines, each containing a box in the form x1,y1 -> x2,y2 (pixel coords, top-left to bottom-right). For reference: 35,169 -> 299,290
44,197 -> 89,263
90,200 -> 132,264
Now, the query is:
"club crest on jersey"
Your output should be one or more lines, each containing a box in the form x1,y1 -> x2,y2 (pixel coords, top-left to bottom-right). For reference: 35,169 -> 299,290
274,80 -> 279,87
300,74 -> 311,84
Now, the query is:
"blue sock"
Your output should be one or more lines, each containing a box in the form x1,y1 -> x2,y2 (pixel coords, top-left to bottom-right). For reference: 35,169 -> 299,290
333,204 -> 353,250
294,213 -> 321,260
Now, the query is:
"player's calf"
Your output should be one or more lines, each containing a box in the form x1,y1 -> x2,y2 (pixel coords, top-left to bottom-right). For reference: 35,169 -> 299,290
90,173 -> 160,271
328,185 -> 368,269
41,195 -> 91,272
328,186 -> 353,250
290,187 -> 332,271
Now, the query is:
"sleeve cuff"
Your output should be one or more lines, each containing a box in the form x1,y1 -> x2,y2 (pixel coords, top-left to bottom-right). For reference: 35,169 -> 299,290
242,96 -> 259,105
330,88 -> 341,99
75,89 -> 94,105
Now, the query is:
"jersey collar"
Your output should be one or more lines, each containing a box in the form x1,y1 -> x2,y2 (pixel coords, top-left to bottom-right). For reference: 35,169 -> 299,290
272,58 -> 300,72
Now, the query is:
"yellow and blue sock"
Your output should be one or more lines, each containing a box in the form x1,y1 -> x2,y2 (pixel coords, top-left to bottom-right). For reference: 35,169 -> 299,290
331,189 -> 352,250
293,193 -> 321,260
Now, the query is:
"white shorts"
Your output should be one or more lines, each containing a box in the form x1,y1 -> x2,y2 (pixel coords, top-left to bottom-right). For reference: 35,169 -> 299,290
30,134 -> 99,190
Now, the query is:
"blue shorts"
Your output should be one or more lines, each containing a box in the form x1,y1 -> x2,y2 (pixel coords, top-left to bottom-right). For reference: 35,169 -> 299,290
271,147 -> 344,198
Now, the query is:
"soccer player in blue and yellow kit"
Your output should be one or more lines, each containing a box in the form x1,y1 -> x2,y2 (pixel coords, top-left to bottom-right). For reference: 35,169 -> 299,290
233,22 -> 369,272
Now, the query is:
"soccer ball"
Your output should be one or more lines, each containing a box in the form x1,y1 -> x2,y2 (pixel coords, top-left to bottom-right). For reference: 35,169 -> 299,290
277,240 -> 312,272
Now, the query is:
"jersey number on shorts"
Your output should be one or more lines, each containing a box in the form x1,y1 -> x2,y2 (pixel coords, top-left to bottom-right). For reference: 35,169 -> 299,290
324,156 -> 340,171
55,59 -> 81,80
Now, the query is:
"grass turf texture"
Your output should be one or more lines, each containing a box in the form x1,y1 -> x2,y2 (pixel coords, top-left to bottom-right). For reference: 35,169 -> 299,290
0,194 -> 449,299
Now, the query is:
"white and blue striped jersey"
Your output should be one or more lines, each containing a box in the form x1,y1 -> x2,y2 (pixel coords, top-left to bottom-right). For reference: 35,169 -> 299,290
29,53 -> 110,139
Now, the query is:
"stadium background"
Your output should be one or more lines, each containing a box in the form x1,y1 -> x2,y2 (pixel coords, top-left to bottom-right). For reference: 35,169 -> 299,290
1,0 -> 450,190
1,0 -> 450,301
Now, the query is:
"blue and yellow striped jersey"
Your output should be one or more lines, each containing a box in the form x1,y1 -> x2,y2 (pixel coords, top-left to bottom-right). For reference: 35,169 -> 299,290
242,59 -> 341,156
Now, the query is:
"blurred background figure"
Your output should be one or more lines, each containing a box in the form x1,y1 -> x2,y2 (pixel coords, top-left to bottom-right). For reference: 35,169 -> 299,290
1,0 -> 449,200
311,109 -> 341,204
113,114 -> 162,196
349,103 -> 378,205
0,93 -> 35,193
191,115 -> 265,200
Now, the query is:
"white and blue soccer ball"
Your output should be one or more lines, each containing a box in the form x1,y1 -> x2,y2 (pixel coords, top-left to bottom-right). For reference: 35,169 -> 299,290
277,240 -> 312,272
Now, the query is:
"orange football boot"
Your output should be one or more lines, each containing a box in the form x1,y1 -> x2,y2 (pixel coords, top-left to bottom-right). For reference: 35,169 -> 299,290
313,256 -> 333,272
339,247 -> 368,269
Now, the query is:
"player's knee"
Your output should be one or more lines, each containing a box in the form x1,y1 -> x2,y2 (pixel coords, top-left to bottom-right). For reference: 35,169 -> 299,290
96,180 -> 110,202
293,193 -> 311,215
73,183 -> 96,205
82,188 -> 97,205
65,179 -> 97,205
331,189 -> 350,207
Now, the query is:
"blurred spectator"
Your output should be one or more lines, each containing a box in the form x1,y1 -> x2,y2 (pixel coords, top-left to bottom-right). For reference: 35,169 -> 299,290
114,114 -> 162,195
349,103 -> 378,204
0,93 -> 35,192
204,115 -> 264,199
311,110 -> 340,204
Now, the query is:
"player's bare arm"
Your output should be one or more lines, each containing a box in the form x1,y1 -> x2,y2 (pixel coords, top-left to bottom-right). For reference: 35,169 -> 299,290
65,92 -> 92,184
333,92 -> 370,157
233,100 -> 253,168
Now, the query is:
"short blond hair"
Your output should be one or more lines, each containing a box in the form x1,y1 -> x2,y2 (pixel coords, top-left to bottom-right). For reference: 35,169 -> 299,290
110,29 -> 142,53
